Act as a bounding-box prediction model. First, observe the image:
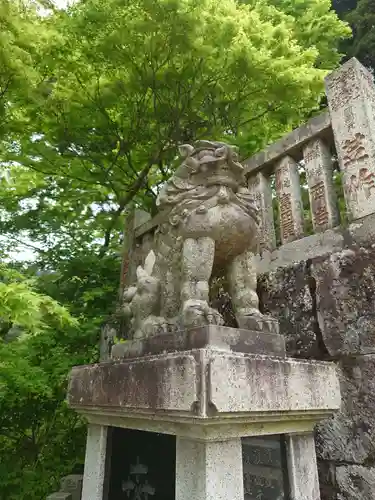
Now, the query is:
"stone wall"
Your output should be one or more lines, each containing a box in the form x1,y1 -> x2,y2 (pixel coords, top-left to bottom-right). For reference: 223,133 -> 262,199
258,221 -> 375,499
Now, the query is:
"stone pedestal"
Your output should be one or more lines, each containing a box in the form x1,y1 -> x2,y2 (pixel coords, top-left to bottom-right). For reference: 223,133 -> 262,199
67,325 -> 340,500
176,438 -> 244,500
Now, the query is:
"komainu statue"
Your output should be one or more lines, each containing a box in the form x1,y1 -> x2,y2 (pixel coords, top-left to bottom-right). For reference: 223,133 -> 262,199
123,140 -> 262,338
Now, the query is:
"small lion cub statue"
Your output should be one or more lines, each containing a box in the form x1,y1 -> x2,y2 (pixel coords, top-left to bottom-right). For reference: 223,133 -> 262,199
122,251 -> 167,339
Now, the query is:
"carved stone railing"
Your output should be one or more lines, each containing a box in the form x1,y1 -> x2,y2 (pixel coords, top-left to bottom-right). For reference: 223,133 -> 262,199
119,57 -> 375,290
245,112 -> 337,250
46,474 -> 83,500
246,57 -> 375,252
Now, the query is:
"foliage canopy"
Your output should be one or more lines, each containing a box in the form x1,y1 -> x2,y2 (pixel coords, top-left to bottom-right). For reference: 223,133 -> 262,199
0,0 -> 350,260
345,0 -> 375,70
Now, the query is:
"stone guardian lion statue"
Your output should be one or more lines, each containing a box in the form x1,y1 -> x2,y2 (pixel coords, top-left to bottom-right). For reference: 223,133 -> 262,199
123,140 -> 262,337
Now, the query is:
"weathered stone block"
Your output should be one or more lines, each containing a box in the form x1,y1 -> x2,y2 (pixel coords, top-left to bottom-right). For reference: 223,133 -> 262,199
68,353 -> 198,412
255,228 -> 345,274
46,494 -> 72,500
111,324 -> 285,360
68,342 -> 340,439
60,475 -> 83,500
208,353 -> 340,414
336,465 -> 375,500
235,314 -> 280,334
319,463 -> 375,500
325,58 -> 375,221
312,247 -> 375,356
258,262 -> 320,357
349,212 -> 375,246
316,355 -> 375,464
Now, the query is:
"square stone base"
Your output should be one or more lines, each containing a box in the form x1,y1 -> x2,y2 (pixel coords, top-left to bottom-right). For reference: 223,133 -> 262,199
68,327 -> 340,440
70,325 -> 340,500
111,324 -> 285,360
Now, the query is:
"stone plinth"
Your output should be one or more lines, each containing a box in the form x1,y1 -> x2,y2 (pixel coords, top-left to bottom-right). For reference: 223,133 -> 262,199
68,326 -> 340,440
68,325 -> 340,500
111,323 -> 284,360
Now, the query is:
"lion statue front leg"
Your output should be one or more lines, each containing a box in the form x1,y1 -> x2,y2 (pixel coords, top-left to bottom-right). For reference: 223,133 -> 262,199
228,250 -> 261,328
180,236 -> 224,328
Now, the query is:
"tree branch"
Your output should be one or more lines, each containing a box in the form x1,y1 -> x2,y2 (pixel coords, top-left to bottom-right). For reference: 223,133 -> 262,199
237,104 -> 282,129
98,153 -> 161,257
5,236 -> 46,255
0,76 -> 13,100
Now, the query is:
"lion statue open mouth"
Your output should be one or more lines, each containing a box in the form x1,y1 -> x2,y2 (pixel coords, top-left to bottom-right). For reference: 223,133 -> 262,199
123,141 -> 262,338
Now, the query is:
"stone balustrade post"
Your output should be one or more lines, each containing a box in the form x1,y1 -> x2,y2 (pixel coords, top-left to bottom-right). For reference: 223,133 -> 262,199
325,58 -> 375,220
274,156 -> 304,244
248,171 -> 276,252
303,138 -> 339,232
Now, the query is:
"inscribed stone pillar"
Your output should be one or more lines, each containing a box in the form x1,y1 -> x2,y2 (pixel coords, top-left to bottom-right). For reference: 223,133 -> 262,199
274,156 -> 304,244
81,424 -> 108,500
248,171 -> 276,252
175,437 -> 244,500
303,138 -> 339,232
325,57 -> 375,220
286,433 -> 320,500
